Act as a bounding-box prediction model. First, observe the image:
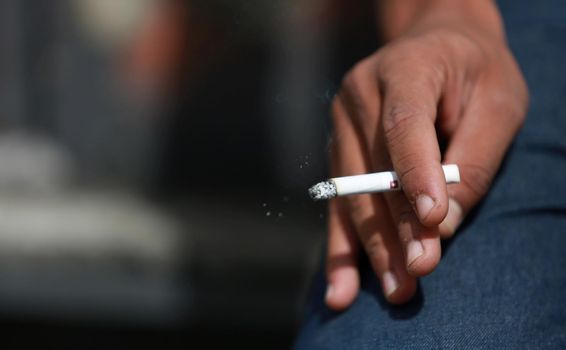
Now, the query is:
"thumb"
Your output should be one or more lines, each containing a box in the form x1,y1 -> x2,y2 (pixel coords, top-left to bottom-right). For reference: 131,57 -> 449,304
440,89 -> 526,238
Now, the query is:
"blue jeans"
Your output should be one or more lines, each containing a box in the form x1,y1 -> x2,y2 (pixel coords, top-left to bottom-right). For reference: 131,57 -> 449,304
294,1 -> 566,348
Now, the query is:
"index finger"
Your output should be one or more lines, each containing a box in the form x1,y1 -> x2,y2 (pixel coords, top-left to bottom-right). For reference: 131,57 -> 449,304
380,71 -> 448,226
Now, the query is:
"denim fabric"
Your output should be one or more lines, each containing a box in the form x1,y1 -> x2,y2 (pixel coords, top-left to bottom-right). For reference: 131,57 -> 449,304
294,1 -> 566,349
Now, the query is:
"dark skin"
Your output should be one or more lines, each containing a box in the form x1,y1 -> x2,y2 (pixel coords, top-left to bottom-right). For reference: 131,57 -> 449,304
325,0 -> 529,308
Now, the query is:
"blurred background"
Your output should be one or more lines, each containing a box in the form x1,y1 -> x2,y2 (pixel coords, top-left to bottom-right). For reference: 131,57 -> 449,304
0,0 -> 377,348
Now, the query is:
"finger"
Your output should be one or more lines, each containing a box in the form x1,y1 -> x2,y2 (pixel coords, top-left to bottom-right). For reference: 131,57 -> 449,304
440,85 -> 526,237
380,69 -> 449,227
325,97 -> 364,310
334,95 -> 416,304
383,190 -> 441,276
325,198 -> 360,310
339,57 -> 381,144
351,193 -> 417,304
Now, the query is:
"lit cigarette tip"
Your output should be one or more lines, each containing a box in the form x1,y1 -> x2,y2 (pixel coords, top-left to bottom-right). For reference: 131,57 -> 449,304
308,181 -> 337,201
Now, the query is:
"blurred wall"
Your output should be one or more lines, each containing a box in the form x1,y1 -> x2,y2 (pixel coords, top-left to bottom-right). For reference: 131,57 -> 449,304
0,0 -> 377,348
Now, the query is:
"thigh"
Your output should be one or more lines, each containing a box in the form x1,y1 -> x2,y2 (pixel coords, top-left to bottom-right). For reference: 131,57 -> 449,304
295,210 -> 566,349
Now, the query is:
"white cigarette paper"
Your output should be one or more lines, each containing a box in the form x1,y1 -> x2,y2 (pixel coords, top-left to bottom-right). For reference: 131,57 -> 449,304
308,164 -> 460,201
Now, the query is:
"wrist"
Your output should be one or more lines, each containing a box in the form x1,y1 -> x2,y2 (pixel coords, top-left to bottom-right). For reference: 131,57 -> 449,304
380,0 -> 505,43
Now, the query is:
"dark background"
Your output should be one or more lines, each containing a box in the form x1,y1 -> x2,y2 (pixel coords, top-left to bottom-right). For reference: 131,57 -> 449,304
0,0 -> 376,348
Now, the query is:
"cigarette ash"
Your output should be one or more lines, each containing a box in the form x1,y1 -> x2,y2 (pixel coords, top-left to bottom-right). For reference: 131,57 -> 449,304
262,202 -> 284,220
297,154 -> 311,170
308,181 -> 337,201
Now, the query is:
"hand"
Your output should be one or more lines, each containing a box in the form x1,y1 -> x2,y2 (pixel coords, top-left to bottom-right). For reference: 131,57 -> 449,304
325,1 -> 528,308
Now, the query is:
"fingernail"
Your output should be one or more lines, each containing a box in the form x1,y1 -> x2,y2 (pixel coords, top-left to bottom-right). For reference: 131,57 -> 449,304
407,240 -> 424,266
325,284 -> 334,302
416,194 -> 435,221
382,271 -> 399,297
440,198 -> 463,235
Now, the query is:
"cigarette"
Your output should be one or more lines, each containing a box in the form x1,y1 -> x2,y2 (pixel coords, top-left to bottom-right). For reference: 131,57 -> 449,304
308,164 -> 460,201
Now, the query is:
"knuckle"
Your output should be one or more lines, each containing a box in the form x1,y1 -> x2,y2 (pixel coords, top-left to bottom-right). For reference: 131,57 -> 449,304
377,42 -> 422,73
396,207 -> 414,225
341,59 -> 372,96
377,46 -> 444,90
398,164 -> 422,194
391,153 -> 425,191
393,152 -> 441,196
382,104 -> 421,144
340,64 -> 373,114
395,151 -> 425,174
505,54 -> 531,119
341,71 -> 359,95
385,195 -> 414,223
363,233 -> 385,261
485,55 -> 530,128
487,91 -> 527,129
326,252 -> 353,271
442,30 -> 486,66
